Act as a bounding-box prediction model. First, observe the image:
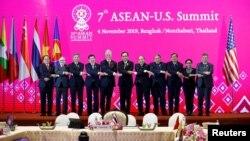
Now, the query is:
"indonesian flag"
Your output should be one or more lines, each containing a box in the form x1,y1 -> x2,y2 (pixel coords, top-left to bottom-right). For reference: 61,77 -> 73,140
18,18 -> 31,81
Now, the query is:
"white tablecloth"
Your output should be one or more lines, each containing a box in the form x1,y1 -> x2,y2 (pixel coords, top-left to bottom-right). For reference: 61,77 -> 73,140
0,126 -> 176,141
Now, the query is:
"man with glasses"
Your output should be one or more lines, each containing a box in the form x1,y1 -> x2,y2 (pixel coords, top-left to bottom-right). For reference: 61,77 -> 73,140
85,54 -> 101,116
55,56 -> 70,116
118,52 -> 134,114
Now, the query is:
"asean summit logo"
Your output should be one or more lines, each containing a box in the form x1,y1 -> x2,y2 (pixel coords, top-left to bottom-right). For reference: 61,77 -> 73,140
71,4 -> 93,41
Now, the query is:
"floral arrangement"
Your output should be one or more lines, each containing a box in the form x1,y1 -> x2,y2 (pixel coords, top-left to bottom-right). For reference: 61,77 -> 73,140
88,119 -> 123,130
182,123 -> 206,141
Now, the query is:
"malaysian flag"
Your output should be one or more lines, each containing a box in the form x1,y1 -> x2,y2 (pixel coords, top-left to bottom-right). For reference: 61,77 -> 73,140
223,17 -> 239,85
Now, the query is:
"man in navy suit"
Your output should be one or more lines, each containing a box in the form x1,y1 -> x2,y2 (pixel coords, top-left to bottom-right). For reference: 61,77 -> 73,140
166,53 -> 183,115
196,53 -> 213,116
38,55 -> 56,116
150,54 -> 167,116
134,56 -> 152,116
100,50 -> 118,115
55,56 -> 70,116
85,54 -> 101,116
69,53 -> 84,116
118,52 -> 134,114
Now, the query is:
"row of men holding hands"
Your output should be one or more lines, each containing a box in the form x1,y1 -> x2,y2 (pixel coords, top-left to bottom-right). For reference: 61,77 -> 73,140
39,49 -> 213,117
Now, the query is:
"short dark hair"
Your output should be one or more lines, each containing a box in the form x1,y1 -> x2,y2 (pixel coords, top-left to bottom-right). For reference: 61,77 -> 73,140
185,59 -> 193,63
121,52 -> 129,56
42,55 -> 50,60
202,53 -> 208,57
88,54 -> 95,59
171,53 -> 178,58
155,54 -> 161,58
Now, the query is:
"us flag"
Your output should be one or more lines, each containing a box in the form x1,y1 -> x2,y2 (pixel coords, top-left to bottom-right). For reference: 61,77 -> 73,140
223,17 -> 239,85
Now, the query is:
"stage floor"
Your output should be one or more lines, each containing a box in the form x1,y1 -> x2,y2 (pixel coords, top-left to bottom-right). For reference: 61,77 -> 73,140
0,113 -> 249,126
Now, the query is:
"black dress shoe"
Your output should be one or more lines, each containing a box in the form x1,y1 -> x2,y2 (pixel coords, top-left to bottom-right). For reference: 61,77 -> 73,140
138,113 -> 144,116
198,113 -> 202,116
56,113 -> 60,116
206,113 -> 210,116
47,113 -> 52,116
78,113 -> 82,116
40,113 -> 46,116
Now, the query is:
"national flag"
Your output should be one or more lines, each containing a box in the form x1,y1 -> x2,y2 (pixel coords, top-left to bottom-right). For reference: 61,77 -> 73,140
0,18 -> 8,83
112,113 -> 118,124
52,18 -> 62,66
8,18 -> 19,83
173,116 -> 179,130
223,17 -> 239,85
31,18 -> 41,82
18,18 -> 31,81
42,18 -> 50,57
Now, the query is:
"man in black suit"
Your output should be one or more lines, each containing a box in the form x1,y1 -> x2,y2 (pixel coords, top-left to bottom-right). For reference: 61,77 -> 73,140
85,54 -> 101,116
38,55 -> 56,116
150,54 -> 167,116
69,53 -> 84,116
196,53 -> 213,116
166,53 -> 183,115
134,56 -> 152,116
118,52 -> 134,114
55,56 -> 70,116
100,50 -> 118,115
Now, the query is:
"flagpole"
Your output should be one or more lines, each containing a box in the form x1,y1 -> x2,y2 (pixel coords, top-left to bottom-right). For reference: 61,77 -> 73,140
2,82 -> 4,113
34,81 -> 37,113
24,79 -> 26,113
13,81 -> 16,113
231,84 -> 236,113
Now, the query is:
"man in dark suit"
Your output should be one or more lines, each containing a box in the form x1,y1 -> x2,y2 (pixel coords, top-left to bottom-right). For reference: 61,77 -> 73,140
166,53 -> 183,115
100,50 -> 118,115
118,52 -> 134,114
38,55 -> 56,116
85,54 -> 101,116
150,54 -> 167,116
134,56 -> 152,116
55,56 -> 70,116
69,53 -> 84,116
196,53 -> 213,116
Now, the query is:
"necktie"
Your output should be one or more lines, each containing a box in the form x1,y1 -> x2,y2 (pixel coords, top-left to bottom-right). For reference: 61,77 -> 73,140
108,61 -> 111,67
46,64 -> 49,70
124,62 -> 127,69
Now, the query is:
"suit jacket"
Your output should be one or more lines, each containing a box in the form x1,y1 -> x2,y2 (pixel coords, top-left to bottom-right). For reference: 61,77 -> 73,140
38,63 -> 54,88
85,63 -> 100,87
150,62 -> 167,87
118,60 -> 134,87
196,62 -> 214,88
134,63 -> 150,87
55,65 -> 69,88
166,61 -> 183,87
100,60 -> 117,87
68,62 -> 84,87
183,68 -> 196,87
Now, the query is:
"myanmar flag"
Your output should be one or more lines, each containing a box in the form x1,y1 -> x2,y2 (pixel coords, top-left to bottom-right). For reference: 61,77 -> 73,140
0,18 -> 8,83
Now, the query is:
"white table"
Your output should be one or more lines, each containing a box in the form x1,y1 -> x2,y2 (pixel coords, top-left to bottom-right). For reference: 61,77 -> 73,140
0,126 -> 176,141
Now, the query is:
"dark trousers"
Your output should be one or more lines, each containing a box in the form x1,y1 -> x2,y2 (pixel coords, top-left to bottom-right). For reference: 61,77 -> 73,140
152,85 -> 166,115
197,86 -> 212,115
136,85 -> 150,114
56,87 -> 68,115
183,85 -> 195,115
168,85 -> 181,115
100,86 -> 113,115
70,86 -> 83,115
39,86 -> 53,115
86,83 -> 99,116
119,86 -> 132,114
